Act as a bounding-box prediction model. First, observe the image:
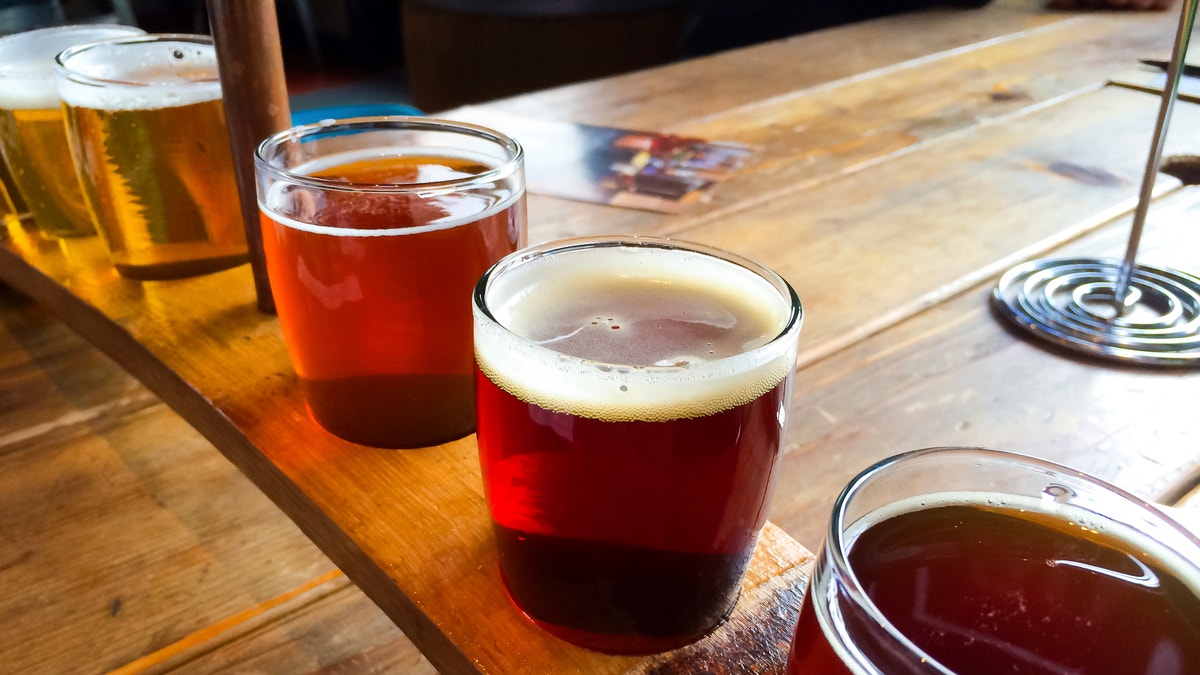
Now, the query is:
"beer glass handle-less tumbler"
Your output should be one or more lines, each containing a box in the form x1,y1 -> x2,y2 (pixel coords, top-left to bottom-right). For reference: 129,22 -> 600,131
472,236 -> 803,654
785,447 -> 1200,674
0,24 -> 144,240
55,34 -> 250,280
255,117 -> 526,449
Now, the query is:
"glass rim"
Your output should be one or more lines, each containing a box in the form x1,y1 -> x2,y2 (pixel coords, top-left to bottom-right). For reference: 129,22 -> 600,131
0,24 -> 144,77
253,116 -> 525,195
821,445 -> 1200,674
54,33 -> 217,88
473,234 -> 803,373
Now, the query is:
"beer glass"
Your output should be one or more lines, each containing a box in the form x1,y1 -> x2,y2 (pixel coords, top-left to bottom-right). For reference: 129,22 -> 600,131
255,117 -> 526,448
55,34 -> 248,279
0,153 -> 30,227
1,165 -> 23,235
472,236 -> 804,654
786,447 -> 1200,674
0,24 -> 144,238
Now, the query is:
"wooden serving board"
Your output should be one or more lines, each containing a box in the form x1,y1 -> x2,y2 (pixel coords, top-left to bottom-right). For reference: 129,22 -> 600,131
0,213 -> 814,674
4,0 -> 1200,671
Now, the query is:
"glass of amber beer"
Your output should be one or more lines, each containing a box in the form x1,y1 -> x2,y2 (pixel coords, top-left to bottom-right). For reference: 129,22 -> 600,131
256,117 -> 526,448
786,446 -> 1200,674
54,34 -> 248,279
0,24 -> 144,239
472,236 -> 804,654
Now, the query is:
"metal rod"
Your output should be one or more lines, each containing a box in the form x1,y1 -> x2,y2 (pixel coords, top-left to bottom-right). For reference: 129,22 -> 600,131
1114,0 -> 1200,307
207,0 -> 291,314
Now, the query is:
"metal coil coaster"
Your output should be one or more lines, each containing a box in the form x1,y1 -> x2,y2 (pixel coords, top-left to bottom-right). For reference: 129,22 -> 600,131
992,0 -> 1200,368
993,257 -> 1200,365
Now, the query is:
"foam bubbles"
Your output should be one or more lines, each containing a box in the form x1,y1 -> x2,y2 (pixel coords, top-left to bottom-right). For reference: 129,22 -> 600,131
55,38 -> 220,111
0,25 -> 144,110
259,148 -> 518,237
474,243 -> 802,422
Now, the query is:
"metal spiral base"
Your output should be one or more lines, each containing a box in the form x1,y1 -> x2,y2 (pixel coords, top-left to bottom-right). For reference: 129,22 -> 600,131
992,257 -> 1200,366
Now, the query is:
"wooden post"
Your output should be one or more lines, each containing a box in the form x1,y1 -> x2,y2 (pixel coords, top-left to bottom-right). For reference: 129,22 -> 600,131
206,0 -> 291,314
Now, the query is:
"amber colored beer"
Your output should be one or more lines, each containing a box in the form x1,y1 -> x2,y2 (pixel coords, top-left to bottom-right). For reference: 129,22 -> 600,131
473,238 -> 803,654
259,140 -> 525,448
55,35 -> 247,279
0,25 -> 144,238
786,450 -> 1200,675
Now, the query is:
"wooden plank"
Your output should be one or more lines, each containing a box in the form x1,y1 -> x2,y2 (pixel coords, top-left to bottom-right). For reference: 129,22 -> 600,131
1,7 -> 1189,673
769,188 -> 1200,551
0,209 -> 814,673
158,524 -> 810,675
157,573 -> 435,674
0,291 -> 362,673
1168,485 -> 1200,534
461,11 -> 1182,245
666,86 -> 1200,368
1178,484 -> 1200,511
670,15 -> 1184,215
477,0 -> 1075,129
1109,67 -> 1200,104
0,291 -> 156,449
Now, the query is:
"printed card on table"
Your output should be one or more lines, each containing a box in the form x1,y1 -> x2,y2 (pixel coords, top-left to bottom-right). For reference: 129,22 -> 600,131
450,108 -> 755,214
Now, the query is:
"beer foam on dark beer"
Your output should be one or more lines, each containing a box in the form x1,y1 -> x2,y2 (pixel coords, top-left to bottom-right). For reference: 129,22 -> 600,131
56,42 -> 221,111
474,245 -> 799,422
261,149 -> 519,237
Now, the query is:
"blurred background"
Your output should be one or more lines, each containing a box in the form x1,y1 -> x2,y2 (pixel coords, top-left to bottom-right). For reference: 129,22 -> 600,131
0,0 -> 694,112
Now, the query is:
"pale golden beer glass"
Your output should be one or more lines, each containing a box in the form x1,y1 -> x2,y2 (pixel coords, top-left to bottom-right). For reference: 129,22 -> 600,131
0,155 -> 19,229
0,24 -> 144,238
0,176 -> 18,238
56,34 -> 248,279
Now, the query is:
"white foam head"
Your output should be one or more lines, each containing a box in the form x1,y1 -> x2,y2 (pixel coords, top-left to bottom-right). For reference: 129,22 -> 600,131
55,36 -> 221,111
0,25 -> 144,109
473,239 -> 803,422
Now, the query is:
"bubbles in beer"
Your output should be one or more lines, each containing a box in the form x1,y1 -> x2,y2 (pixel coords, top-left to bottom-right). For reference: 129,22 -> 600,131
55,40 -> 222,112
0,26 -> 147,238
475,244 -> 801,422
1042,483 -> 1076,504
262,150 -> 517,237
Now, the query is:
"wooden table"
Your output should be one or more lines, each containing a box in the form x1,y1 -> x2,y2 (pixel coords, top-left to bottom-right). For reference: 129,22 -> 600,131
4,0 -> 1200,672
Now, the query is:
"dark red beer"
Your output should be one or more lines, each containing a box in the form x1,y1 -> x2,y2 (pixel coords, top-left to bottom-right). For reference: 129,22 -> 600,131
473,238 -> 803,654
787,477 -> 1200,674
260,145 -> 525,448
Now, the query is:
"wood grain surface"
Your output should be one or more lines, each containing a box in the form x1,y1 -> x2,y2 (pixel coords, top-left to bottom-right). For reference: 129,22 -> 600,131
3,1 -> 1199,673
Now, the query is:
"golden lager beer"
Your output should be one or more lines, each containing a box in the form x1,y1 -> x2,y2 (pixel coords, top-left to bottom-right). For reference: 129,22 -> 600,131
0,171 -> 18,237
0,152 -> 27,215
56,34 -> 248,280
0,25 -> 144,238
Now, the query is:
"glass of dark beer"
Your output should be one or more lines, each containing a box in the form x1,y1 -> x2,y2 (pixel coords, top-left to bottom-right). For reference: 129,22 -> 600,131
786,446 -> 1200,675
472,236 -> 804,654
255,118 -> 526,448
